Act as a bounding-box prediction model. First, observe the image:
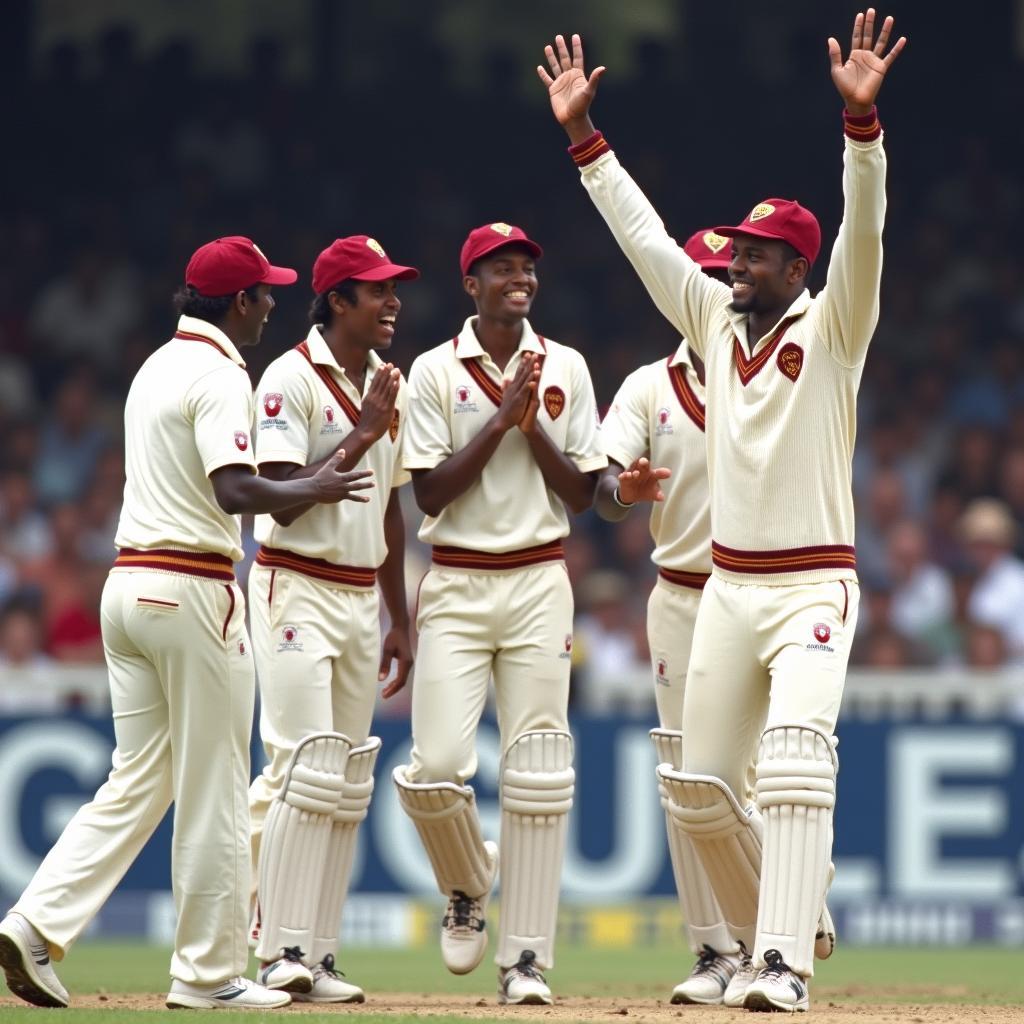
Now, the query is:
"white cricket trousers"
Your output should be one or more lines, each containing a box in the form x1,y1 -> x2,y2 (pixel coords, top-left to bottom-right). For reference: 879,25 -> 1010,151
407,560 -> 573,783
682,576 -> 859,795
247,564 -> 380,869
12,567 -> 255,985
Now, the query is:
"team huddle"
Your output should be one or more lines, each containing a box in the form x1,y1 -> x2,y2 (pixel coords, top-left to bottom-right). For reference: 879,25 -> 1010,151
0,10 -> 904,1016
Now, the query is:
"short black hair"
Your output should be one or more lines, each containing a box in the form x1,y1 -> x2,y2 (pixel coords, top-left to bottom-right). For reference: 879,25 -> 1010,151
308,279 -> 360,326
172,284 -> 261,321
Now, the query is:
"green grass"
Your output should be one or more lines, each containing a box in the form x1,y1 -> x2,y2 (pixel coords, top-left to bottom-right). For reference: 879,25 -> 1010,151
0,943 -> 1020,1022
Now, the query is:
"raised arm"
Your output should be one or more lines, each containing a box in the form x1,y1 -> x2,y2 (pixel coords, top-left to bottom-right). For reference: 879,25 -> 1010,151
817,9 -> 906,367
537,33 -> 729,357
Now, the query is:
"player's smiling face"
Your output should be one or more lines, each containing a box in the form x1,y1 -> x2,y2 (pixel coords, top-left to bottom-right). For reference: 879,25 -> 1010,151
728,236 -> 806,316
337,279 -> 402,350
465,245 -> 538,322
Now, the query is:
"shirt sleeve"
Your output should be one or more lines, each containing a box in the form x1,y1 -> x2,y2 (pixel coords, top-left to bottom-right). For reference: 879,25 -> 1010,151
403,356 -> 453,470
811,110 -> 887,368
186,365 -> 258,476
390,377 -> 412,488
601,366 -> 651,470
563,350 -> 608,473
573,135 -> 732,360
253,357 -> 313,467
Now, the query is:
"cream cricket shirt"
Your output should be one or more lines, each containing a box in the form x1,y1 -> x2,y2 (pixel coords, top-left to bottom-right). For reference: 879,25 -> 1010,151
578,131 -> 887,585
115,314 -> 257,562
253,325 -> 408,571
404,317 -> 606,553
601,344 -> 712,581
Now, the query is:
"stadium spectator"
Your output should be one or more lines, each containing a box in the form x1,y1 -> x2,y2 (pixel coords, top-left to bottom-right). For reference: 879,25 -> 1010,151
960,498 -> 1024,667
886,520 -> 954,660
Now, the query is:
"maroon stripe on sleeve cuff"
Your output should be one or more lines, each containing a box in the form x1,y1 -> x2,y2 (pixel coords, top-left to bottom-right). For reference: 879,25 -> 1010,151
843,105 -> 881,142
568,130 -> 610,167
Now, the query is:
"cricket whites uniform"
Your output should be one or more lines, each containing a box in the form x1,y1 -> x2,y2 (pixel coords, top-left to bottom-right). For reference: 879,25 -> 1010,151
601,346 -> 712,729
572,109 -> 885,978
246,325 -> 408,967
395,314 -> 605,975
11,315 -> 258,985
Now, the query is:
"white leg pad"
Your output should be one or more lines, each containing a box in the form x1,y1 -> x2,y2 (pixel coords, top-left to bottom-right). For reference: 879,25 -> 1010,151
393,766 -> 492,897
656,765 -> 762,953
255,732 -> 351,961
309,737 -> 380,965
496,730 -> 574,971
754,725 -> 838,977
651,730 -> 738,956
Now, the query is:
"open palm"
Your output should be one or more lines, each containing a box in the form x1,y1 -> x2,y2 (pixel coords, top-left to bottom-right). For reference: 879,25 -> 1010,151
538,33 -> 605,126
829,9 -> 906,113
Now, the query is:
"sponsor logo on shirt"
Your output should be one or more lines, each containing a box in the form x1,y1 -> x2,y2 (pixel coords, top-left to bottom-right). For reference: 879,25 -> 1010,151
320,405 -> 344,434
655,407 -> 674,435
260,392 -> 288,431
454,384 -> 479,414
807,621 -> 835,653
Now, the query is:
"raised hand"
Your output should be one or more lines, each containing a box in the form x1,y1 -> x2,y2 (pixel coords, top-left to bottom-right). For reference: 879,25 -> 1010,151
537,33 -> 605,137
357,363 -> 401,442
496,353 -> 542,431
828,9 -> 906,115
309,449 -> 375,503
618,457 -> 671,505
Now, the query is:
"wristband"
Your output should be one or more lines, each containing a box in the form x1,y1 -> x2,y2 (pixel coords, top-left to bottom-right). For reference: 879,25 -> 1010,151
612,485 -> 636,509
568,130 -> 611,168
843,105 -> 881,142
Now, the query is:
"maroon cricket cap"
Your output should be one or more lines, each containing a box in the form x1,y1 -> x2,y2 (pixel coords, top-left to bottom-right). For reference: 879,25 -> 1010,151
185,236 -> 298,296
683,229 -> 733,270
312,235 -> 419,295
715,199 -> 821,265
460,222 -> 543,276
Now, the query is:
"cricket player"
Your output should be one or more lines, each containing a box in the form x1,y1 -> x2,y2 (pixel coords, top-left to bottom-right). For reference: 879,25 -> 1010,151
595,229 -> 747,1004
0,236 -> 374,1011
540,11 -> 904,1011
394,222 -> 606,1004
246,235 -> 418,1003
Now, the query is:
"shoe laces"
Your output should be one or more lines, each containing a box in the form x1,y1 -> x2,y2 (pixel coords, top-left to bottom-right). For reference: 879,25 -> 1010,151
443,890 -> 484,933
313,955 -> 346,980
280,946 -> 306,965
734,941 -> 755,978
509,949 -> 546,983
691,944 -> 732,983
761,948 -> 791,979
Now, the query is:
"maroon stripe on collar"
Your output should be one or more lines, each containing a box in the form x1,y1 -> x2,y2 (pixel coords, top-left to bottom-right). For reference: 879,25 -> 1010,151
667,359 -> 705,431
295,341 -> 361,427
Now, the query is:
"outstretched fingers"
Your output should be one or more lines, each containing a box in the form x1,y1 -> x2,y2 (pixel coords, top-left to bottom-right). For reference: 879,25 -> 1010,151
862,9 -> 876,50
571,32 -> 585,70
882,34 -> 907,68
544,43 -> 561,79
555,33 -> 573,72
850,10 -> 864,52
872,13 -> 892,54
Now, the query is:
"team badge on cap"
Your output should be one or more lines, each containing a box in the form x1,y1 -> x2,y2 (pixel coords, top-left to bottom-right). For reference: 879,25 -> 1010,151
490,222 -> 514,237
749,203 -> 776,222
702,231 -> 729,253
366,238 -> 386,259
543,385 -> 566,420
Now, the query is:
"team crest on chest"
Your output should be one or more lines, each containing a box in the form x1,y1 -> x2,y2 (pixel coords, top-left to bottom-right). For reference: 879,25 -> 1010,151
543,385 -> 566,420
655,406 -> 674,436
454,384 -> 479,413
777,342 -> 804,382
321,404 -> 344,435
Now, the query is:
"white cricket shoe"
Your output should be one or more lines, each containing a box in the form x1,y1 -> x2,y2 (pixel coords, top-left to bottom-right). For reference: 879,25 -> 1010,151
498,949 -> 553,1005
670,943 -> 741,1005
166,975 -> 292,1009
256,945 -> 313,993
743,948 -> 810,1013
722,942 -> 757,1008
441,839 -> 498,975
0,912 -> 69,1008
292,954 -> 365,1003
815,902 -> 836,960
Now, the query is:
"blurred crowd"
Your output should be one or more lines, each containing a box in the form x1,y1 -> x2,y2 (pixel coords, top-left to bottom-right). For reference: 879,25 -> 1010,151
3,22 -> 1024,714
